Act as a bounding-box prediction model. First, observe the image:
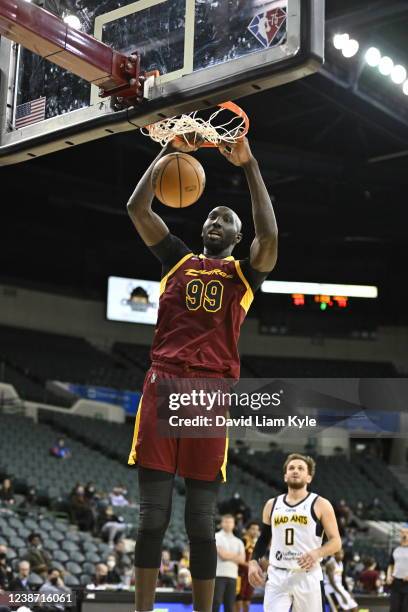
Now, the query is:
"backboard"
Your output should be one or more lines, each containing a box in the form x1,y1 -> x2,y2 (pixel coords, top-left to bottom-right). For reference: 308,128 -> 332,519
0,0 -> 325,165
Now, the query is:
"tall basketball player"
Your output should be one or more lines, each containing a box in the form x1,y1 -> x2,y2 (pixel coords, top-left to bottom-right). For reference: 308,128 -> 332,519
126,136 -> 278,612
248,453 -> 342,612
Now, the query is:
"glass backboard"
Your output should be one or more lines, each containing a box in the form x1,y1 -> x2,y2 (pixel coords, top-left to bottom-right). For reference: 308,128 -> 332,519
0,0 -> 324,164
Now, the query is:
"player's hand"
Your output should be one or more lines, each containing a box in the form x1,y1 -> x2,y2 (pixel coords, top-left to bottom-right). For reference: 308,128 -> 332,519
218,136 -> 254,166
298,549 -> 320,571
167,132 -> 204,153
248,560 -> 266,587
386,576 -> 394,586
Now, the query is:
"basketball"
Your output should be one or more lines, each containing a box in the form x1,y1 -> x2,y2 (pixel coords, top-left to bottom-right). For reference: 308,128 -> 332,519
151,152 -> 206,208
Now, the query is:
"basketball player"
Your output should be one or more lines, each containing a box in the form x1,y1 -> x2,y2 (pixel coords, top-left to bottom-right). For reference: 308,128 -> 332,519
248,453 -> 342,612
324,549 -> 358,611
126,135 -> 278,612
235,521 -> 260,612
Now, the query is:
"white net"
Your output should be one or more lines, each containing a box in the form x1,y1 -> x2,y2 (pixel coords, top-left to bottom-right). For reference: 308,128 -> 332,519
141,106 -> 247,147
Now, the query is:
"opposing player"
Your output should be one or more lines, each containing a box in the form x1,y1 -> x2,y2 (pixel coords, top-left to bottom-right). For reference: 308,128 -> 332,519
248,453 -> 342,612
235,521 -> 260,612
324,550 -> 358,611
126,135 -> 278,612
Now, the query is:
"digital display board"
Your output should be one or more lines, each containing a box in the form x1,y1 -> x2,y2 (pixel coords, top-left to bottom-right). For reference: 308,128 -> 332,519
107,276 -> 160,325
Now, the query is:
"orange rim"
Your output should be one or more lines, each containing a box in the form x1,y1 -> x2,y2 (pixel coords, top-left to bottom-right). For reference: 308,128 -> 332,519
159,101 -> 249,148
200,101 -> 249,147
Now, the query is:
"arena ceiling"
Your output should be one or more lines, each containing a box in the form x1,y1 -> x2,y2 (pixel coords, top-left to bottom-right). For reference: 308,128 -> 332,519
1,0 -> 407,321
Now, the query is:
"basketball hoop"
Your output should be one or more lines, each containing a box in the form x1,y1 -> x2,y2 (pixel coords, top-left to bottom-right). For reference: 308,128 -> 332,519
141,101 -> 249,148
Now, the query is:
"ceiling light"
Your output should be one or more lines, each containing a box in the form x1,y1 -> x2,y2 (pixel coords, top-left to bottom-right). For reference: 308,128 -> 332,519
333,33 -> 349,50
391,65 -> 407,85
342,39 -> 359,58
403,81 -> 408,96
378,56 -> 394,76
365,47 -> 381,67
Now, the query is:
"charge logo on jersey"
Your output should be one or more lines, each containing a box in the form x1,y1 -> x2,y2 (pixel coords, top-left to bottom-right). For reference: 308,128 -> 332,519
185,268 -> 233,278
274,514 -> 308,526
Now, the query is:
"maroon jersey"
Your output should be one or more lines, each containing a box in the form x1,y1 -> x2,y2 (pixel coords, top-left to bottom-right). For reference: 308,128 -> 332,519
150,253 -> 253,380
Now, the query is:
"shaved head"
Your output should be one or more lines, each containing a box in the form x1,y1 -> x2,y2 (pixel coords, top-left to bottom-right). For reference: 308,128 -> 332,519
211,206 -> 242,233
202,206 -> 242,256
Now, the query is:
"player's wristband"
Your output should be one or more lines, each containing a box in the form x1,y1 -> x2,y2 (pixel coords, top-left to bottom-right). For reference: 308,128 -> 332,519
252,522 -> 272,562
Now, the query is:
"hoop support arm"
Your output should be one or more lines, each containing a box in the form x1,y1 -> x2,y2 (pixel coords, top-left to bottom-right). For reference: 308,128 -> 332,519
0,0 -> 144,105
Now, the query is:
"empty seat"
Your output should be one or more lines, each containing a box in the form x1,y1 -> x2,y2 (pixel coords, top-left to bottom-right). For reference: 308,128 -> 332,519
65,561 -> 82,576
64,574 -> 80,587
53,550 -> 69,563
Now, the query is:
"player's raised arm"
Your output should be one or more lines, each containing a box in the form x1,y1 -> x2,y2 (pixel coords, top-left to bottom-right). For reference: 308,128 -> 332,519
248,498 -> 273,587
127,138 -> 201,246
219,137 -> 278,272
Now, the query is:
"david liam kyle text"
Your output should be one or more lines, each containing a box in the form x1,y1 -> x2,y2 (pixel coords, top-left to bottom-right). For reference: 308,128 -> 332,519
168,415 -> 317,428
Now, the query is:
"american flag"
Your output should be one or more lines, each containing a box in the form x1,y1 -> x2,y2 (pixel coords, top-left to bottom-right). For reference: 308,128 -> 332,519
15,96 -> 46,129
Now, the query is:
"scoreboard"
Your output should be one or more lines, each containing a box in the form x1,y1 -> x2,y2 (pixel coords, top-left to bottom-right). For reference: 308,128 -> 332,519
259,281 -> 379,337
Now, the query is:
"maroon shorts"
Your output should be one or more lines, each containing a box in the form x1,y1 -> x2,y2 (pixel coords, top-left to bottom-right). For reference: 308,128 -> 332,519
128,362 -> 229,481
237,573 -> 254,601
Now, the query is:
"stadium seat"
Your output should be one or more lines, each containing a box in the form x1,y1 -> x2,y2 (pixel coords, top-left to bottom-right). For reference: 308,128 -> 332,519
80,573 -> 92,586
82,562 -> 96,575
84,553 -> 100,564
28,572 -> 44,587
53,550 -> 69,562
64,574 -> 80,587
70,551 -> 85,563
65,561 -> 82,576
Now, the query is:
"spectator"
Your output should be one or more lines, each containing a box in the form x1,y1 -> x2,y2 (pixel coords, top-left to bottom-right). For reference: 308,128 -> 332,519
219,493 -> 251,523
38,568 -> 72,612
69,484 -> 95,532
177,567 -> 192,591
358,557 -> 381,594
335,499 -> 351,525
109,486 -> 129,507
234,512 -> 245,537
84,482 -> 98,503
0,546 -> 12,591
9,560 -> 31,591
213,514 -> 245,612
19,487 -> 39,515
386,529 -> 408,611
367,498 -> 382,520
355,501 -> 365,520
179,546 -> 190,570
50,438 -> 71,459
0,478 -> 15,506
158,549 -> 177,588
86,563 -> 110,590
25,533 -> 51,579
98,506 -> 127,547
113,540 -> 132,575
106,555 -> 122,584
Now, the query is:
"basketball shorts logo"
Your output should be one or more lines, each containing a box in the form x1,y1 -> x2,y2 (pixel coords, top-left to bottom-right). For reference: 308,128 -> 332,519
276,551 -> 283,561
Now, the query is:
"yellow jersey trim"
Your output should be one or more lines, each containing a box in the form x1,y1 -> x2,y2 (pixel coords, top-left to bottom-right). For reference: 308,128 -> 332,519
234,260 -> 254,313
199,254 -> 235,261
159,253 -> 194,296
220,436 -> 229,482
128,396 -> 143,466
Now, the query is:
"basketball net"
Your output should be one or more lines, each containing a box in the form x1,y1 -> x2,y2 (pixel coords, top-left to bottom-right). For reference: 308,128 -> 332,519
141,101 -> 249,148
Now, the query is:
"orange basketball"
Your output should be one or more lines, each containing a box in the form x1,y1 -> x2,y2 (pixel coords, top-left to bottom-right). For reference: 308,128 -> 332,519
151,153 -> 206,208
